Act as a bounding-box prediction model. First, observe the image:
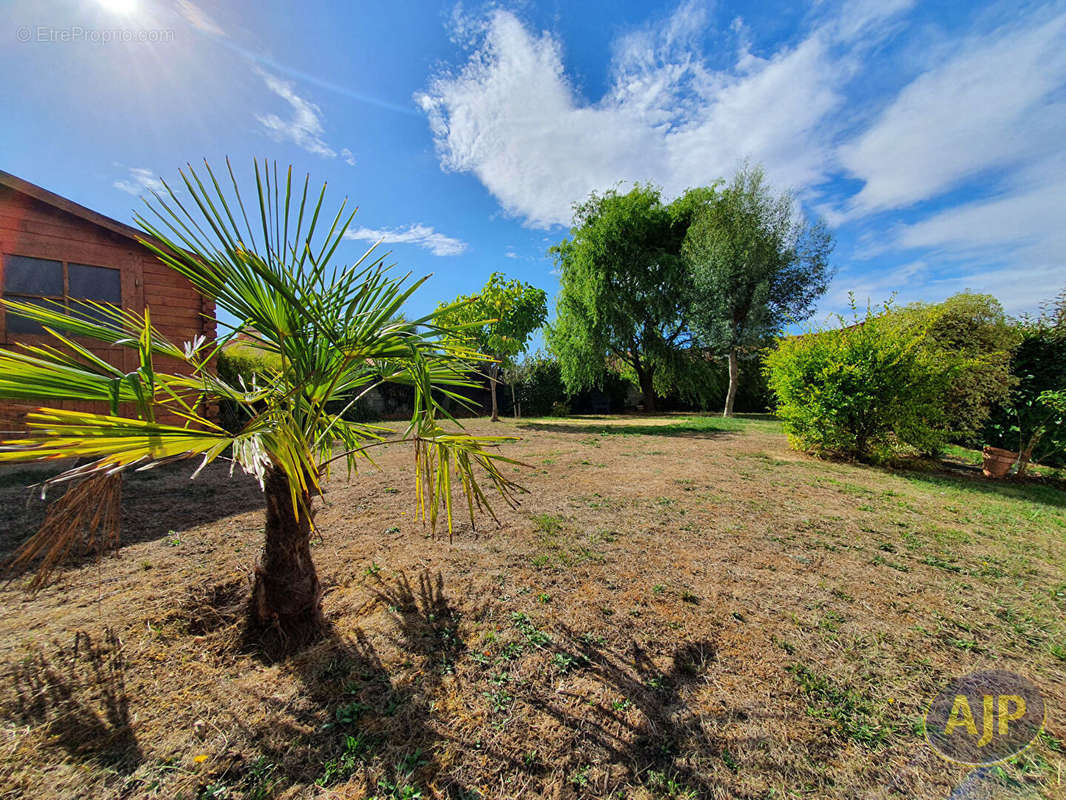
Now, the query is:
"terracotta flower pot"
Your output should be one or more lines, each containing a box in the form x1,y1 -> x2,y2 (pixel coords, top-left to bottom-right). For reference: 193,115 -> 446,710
982,446 -> 1017,478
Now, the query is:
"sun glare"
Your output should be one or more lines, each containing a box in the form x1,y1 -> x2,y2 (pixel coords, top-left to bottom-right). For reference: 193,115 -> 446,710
97,0 -> 139,15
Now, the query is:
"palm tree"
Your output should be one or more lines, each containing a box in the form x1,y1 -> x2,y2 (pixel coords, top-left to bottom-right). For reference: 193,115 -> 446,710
0,160 -> 522,650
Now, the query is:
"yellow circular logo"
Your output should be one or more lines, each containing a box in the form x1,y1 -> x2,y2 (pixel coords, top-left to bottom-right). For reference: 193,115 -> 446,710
925,670 -> 1045,765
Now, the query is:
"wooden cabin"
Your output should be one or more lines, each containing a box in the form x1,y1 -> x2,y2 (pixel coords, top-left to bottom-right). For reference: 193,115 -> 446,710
0,171 -> 215,429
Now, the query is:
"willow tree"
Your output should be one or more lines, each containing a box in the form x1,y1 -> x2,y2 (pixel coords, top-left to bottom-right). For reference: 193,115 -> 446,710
548,185 -> 709,412
435,273 -> 547,422
0,161 -> 522,649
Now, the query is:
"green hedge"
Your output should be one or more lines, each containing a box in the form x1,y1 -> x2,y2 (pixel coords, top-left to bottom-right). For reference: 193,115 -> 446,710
764,307 -> 955,460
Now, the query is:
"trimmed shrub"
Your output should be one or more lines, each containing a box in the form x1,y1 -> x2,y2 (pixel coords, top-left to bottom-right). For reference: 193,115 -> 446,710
764,306 -> 955,460
511,354 -> 566,417
511,353 -> 634,416
886,293 -> 1019,445
217,345 -> 281,432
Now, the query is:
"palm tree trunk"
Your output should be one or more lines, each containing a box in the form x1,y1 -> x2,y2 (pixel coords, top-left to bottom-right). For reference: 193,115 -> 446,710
723,347 -> 738,418
250,467 -> 322,649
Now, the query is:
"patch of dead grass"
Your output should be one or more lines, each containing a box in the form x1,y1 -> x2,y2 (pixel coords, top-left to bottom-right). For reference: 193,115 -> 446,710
0,414 -> 1063,798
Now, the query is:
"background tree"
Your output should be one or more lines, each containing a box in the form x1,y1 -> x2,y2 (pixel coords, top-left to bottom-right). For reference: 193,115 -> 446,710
983,285 -> 1066,473
0,161 -> 522,651
547,185 -> 714,411
435,273 -> 547,422
683,164 -> 834,416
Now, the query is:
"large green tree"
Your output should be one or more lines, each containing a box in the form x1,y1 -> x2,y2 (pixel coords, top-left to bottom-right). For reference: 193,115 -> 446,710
683,164 -> 834,416
547,185 -> 715,412
0,161 -> 521,650
435,273 -> 547,421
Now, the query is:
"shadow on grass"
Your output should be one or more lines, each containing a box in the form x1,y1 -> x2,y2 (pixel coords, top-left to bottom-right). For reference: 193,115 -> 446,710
0,461 -> 265,576
892,460 -> 1066,510
516,413 -> 774,439
212,572 -> 478,799
513,624 -> 829,797
2,627 -> 142,773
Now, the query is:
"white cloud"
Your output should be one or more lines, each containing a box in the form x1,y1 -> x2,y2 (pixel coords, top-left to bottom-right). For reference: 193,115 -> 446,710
254,69 -> 338,159
417,6 -> 857,228
113,167 -> 164,195
344,224 -> 468,256
838,10 -> 1066,215
176,0 -> 225,37
340,147 -> 356,166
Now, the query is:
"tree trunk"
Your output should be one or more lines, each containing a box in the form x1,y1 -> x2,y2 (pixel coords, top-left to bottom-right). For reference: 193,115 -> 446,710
489,363 -> 500,422
250,467 -> 323,651
723,348 -> 739,418
511,380 -> 518,419
638,369 -> 657,413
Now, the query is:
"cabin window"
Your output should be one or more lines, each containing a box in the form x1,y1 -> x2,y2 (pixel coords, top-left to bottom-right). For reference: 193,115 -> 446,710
2,254 -> 122,334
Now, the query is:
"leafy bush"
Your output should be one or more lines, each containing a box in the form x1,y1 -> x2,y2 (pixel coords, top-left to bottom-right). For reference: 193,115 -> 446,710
511,353 -> 634,416
983,288 -> 1066,470
764,303 -> 956,460
511,353 -> 565,417
216,344 -> 281,432
886,293 -> 1019,444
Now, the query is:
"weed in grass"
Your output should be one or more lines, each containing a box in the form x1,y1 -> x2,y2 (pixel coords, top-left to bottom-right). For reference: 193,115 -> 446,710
316,734 -> 370,786
611,697 -> 633,711
569,764 -> 591,788
536,593 -> 551,604
646,769 -> 698,799
788,663 -> 887,747
364,562 -> 382,577
652,584 -> 666,595
383,487 -> 399,494
483,688 -> 514,713
375,775 -> 423,800
331,700 -> 369,727
921,554 -> 962,573
164,531 -> 181,547
818,610 -> 845,634
511,612 -> 551,647
552,652 -> 588,673
385,525 -> 401,534
500,641 -> 524,661
532,514 -> 564,535
872,554 -> 910,572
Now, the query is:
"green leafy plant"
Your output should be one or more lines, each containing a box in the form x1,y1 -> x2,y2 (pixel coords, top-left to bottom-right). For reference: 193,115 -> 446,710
0,160 -> 524,649
684,163 -> 833,416
547,184 -> 717,411
764,299 -> 955,460
983,288 -> 1066,472
434,273 -> 547,422
885,293 -> 1020,443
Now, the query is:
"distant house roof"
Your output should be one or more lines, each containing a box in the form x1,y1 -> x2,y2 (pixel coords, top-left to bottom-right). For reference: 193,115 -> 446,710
0,170 -> 152,246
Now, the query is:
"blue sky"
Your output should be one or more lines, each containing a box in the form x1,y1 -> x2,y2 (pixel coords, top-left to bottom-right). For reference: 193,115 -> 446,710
3,0 -> 1065,328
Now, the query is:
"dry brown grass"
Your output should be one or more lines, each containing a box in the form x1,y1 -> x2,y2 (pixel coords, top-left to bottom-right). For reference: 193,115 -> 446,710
0,414 -> 1063,799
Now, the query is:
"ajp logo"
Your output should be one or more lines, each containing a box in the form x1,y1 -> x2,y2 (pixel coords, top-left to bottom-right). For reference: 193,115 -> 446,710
925,670 -> 1044,765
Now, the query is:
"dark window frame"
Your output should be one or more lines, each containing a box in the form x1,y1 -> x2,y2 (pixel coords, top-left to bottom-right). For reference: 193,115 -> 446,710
2,253 -> 123,335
